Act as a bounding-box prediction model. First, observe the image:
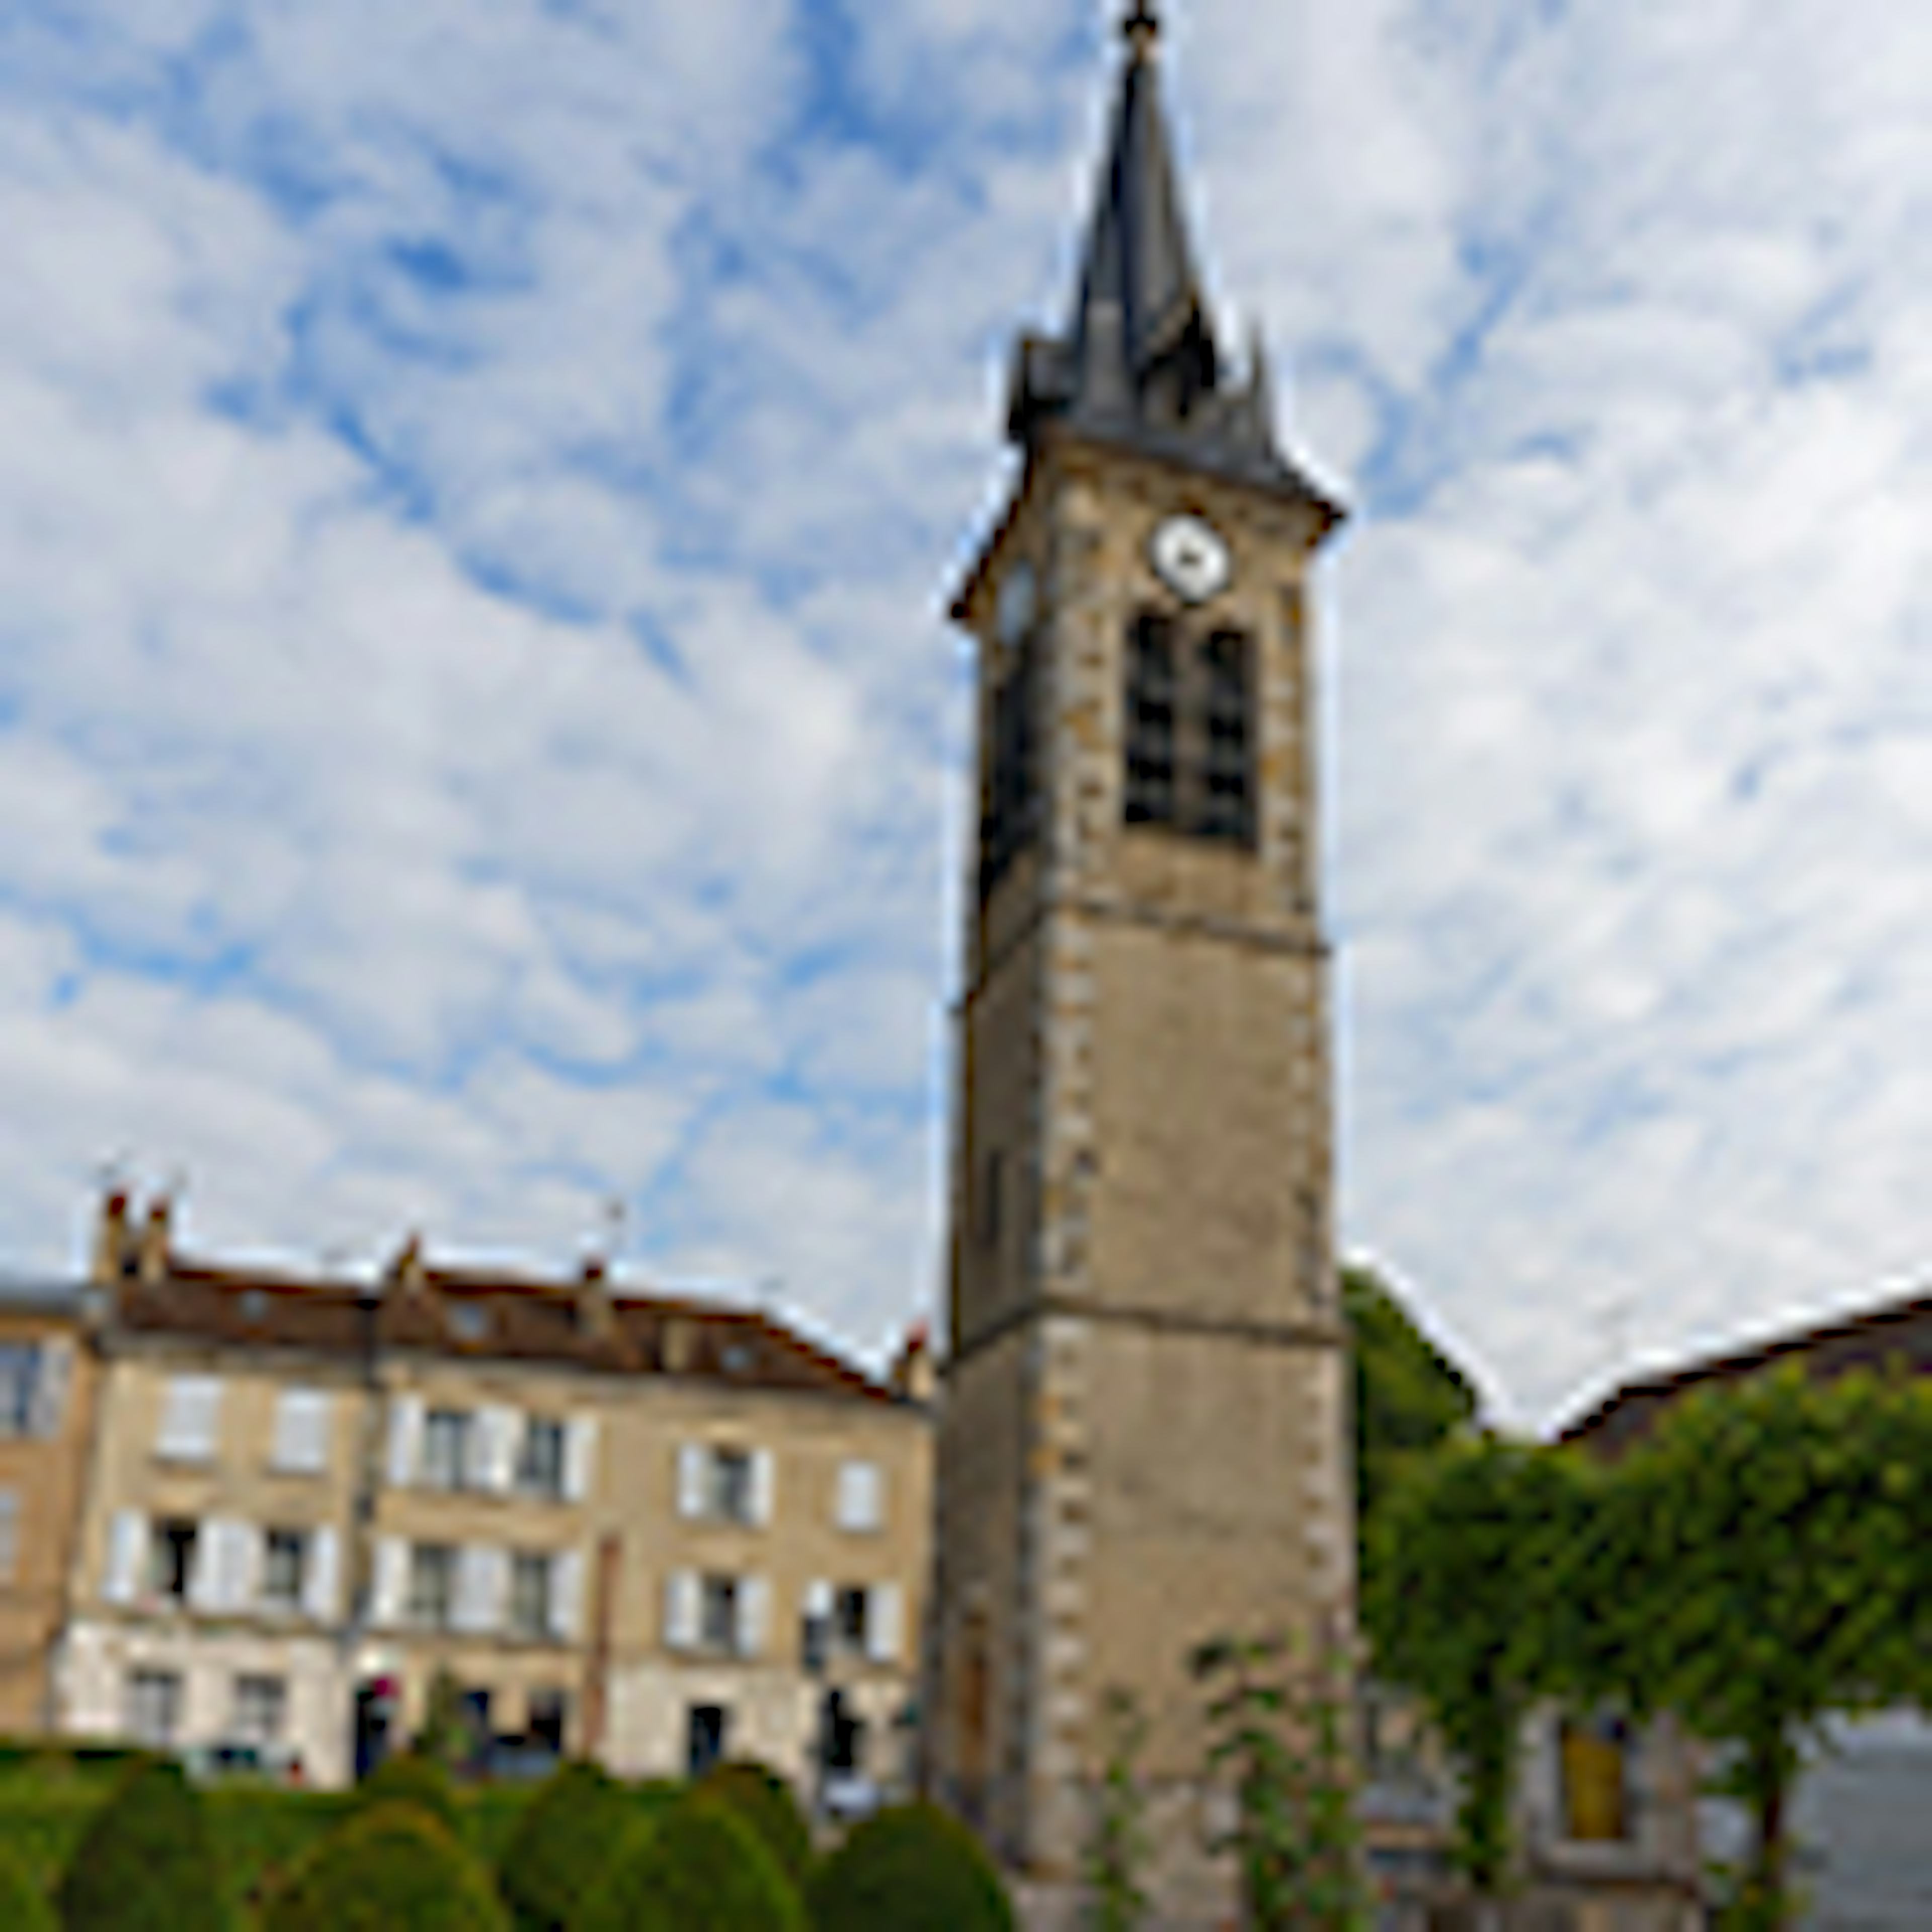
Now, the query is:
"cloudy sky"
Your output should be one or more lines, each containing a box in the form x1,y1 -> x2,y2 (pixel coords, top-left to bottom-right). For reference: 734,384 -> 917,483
0,0 -> 1923,1429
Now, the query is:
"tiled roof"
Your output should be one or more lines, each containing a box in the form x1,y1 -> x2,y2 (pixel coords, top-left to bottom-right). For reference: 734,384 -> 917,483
1558,1286 -> 1932,1458
105,1253 -> 899,1408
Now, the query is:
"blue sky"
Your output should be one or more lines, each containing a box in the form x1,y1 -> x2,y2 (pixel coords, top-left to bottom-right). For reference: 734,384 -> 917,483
0,0 -> 1924,1427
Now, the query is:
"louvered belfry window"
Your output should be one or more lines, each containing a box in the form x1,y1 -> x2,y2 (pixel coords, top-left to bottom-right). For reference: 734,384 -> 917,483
980,633 -> 1040,900
1123,611 -> 1179,826
1197,628 -> 1255,845
1122,612 -> 1255,848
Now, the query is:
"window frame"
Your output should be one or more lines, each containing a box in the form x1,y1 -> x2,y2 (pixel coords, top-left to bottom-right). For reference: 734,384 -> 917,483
125,1668 -> 183,1748
260,1527 -> 308,1613
407,1542 -> 458,1631
507,1551 -> 554,1642
516,1416 -> 568,1502
1120,610 -> 1259,850
420,1409 -> 473,1492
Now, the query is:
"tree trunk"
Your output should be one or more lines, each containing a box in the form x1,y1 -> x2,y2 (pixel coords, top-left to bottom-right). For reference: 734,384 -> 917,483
1748,1732 -> 1793,1928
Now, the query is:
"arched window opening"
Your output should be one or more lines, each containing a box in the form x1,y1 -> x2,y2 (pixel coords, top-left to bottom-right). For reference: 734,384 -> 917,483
979,636 -> 1039,900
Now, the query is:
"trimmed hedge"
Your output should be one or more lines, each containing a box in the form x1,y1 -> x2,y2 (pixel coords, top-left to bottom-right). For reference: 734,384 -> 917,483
0,1844 -> 55,1931
497,1761 -> 635,1931
806,1801 -> 1015,1932
262,1800 -> 508,1932
53,1757 -> 225,1932
347,1750 -> 461,1837
572,1792 -> 805,1932
693,1760 -> 813,1883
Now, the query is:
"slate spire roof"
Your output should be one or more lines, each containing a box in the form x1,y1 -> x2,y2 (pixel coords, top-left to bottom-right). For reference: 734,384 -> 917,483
1008,3 -> 1339,519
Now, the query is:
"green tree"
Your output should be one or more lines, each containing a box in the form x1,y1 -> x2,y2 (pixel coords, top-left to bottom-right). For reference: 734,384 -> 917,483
1343,1264 -> 1479,1548
1566,1366 -> 1932,1929
0,1843 -> 56,1932
1362,1433 -> 1582,1899
54,1756 -> 224,1932
263,1802 -> 507,1932
498,1760 -> 637,1931
572,1794 -> 803,1932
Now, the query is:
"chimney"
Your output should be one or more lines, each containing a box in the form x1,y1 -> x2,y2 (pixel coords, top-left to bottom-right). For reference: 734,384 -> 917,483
387,1232 -> 428,1298
577,1256 -> 616,1343
137,1197 -> 174,1286
891,1323 -> 936,1405
91,1190 -> 134,1285
661,1316 -> 695,1376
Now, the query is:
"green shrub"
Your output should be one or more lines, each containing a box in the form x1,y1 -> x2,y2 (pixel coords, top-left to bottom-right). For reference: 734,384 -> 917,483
263,1800 -> 508,1932
573,1792 -> 805,1932
498,1761 -> 636,1930
694,1760 -> 813,1883
348,1749 -> 461,1836
53,1757 -> 224,1932
0,1843 -> 55,1931
807,1802 -> 1014,1932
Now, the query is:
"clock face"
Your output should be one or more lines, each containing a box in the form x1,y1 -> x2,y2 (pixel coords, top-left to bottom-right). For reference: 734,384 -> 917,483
996,559 -> 1037,646
1149,515 -> 1232,604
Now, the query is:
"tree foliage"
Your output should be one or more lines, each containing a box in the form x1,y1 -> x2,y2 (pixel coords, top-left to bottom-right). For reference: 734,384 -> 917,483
53,1756 -> 224,1932
807,1802 -> 1014,1932
692,1760 -> 813,1885
262,1801 -> 506,1932
1344,1264 -> 1479,1545
1363,1432 -> 1583,1892
1566,1365 -> 1932,1926
498,1760 -> 636,1931
1081,1687 -> 1151,1932
572,1793 -> 803,1932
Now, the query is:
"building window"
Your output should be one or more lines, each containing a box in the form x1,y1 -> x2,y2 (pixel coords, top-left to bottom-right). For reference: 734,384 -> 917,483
0,1345 -> 43,1436
980,636 -> 1040,900
516,1417 -> 567,1501
508,1552 -> 555,1641
527,1688 -> 568,1756
834,1584 -> 871,1653
686,1704 -> 729,1780
700,1575 -> 741,1654
270,1389 -> 332,1476
1123,610 -> 1178,826
125,1669 -> 182,1748
1122,615 -> 1258,848
1561,1713 -> 1633,1842
408,1543 -> 457,1630
148,1519 -> 198,1603
261,1528 -> 308,1613
976,1152 -> 1003,1250
155,1375 -> 223,1463
679,1444 -> 761,1525
231,1674 -> 287,1745
421,1410 -> 473,1491
0,1489 -> 18,1584
1197,629 -> 1255,844
835,1462 -> 883,1534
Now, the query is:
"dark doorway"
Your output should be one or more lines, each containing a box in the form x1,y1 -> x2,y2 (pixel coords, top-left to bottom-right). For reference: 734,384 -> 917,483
353,1678 -> 398,1782
686,1704 -> 729,1780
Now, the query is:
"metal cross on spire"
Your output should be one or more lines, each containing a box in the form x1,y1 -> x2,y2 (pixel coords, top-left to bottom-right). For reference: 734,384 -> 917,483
1123,0 -> 1160,54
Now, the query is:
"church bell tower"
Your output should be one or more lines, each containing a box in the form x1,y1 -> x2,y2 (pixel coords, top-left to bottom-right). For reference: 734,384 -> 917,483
927,2 -> 1353,1910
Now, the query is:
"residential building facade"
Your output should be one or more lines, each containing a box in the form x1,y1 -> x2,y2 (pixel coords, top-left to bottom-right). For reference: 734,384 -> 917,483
55,1192 -> 930,1794
0,1282 -> 95,1734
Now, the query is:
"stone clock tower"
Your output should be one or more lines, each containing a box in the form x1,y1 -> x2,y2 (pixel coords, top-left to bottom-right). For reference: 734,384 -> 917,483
927,4 -> 1353,1916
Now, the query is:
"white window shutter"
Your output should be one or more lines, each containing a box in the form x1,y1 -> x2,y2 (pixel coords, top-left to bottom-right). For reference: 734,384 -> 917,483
228,1520 -> 262,1614
739,1575 -> 770,1658
274,1390 -> 331,1474
30,1340 -> 72,1439
836,1461 -> 882,1533
386,1395 -> 423,1487
666,1569 -> 700,1650
462,1412 -> 494,1492
867,1582 -> 903,1665
158,1376 -> 222,1462
104,1510 -> 145,1605
453,1545 -> 503,1634
676,1444 -> 707,1520
372,1538 -> 408,1628
563,1417 -> 597,1503
480,1407 -> 518,1493
749,1450 -> 775,1527
550,1549 -> 585,1641
188,1519 -> 221,1612
806,1578 -> 834,1621
305,1527 -> 341,1623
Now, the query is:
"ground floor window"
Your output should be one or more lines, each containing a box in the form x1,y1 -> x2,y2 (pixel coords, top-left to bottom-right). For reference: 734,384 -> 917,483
1560,1712 -> 1633,1841
822,1688 -> 866,1774
125,1668 -> 182,1747
230,1674 -> 287,1745
527,1688 -> 569,1756
687,1704 -> 729,1780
